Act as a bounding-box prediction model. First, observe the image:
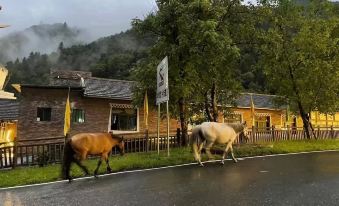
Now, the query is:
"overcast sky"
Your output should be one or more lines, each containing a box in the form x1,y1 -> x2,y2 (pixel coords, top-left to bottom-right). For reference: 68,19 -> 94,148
0,0 -> 157,39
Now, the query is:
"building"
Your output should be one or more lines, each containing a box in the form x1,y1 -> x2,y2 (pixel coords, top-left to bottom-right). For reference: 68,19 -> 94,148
224,93 -> 339,129
15,70 -> 178,142
0,66 -> 18,146
0,99 -> 18,145
223,93 -> 286,129
12,70 -> 338,142
307,112 -> 339,127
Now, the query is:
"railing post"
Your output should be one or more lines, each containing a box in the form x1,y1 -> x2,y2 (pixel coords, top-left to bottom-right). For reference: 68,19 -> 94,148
12,137 -> 18,168
287,125 -> 290,140
145,129 -> 149,152
331,125 -> 334,139
317,126 -> 320,139
252,126 -> 255,143
272,125 -> 275,141
0,146 -> 3,168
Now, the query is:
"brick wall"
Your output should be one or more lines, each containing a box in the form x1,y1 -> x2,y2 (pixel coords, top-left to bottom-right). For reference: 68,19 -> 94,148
18,87 -> 178,141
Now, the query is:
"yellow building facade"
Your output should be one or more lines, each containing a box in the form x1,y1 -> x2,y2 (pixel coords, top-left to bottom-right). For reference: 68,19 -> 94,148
222,93 -> 339,129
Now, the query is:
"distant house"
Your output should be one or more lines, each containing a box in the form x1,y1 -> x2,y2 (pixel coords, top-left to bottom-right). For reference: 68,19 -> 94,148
223,93 -> 286,129
15,70 -> 178,142
224,93 -> 339,129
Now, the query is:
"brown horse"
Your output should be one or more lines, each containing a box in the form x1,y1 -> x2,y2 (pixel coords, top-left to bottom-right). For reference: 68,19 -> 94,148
62,132 -> 124,181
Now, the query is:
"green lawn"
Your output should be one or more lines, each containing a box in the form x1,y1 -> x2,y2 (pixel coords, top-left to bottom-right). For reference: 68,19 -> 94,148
1,139 -> 339,188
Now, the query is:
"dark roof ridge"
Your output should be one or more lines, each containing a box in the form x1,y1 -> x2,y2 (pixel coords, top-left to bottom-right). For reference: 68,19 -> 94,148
240,92 -> 282,98
87,77 -> 135,83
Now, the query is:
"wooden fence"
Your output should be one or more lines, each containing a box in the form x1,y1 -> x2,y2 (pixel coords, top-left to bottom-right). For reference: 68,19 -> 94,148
0,135 -> 179,169
233,126 -> 339,144
1,126 -> 338,169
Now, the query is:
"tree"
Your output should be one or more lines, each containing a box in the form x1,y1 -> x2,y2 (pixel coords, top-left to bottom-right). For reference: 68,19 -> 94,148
259,0 -> 339,138
132,0 -> 260,144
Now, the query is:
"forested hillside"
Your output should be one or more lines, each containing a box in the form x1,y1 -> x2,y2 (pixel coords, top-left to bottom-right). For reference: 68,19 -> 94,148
0,23 -> 83,63
3,23 -> 266,92
3,27 -> 155,88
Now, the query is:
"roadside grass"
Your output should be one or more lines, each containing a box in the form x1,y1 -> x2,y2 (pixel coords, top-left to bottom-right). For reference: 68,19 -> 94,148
1,139 -> 339,188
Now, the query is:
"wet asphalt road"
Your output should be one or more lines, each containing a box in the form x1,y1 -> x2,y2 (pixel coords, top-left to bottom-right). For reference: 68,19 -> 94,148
2,151 -> 339,206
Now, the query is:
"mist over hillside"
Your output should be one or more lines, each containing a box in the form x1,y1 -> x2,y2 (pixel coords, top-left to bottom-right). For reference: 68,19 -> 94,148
0,23 -> 89,63
3,26 -> 155,89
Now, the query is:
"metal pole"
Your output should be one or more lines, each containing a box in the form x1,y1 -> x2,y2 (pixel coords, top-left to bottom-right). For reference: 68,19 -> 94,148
167,101 -> 170,157
157,104 -> 160,155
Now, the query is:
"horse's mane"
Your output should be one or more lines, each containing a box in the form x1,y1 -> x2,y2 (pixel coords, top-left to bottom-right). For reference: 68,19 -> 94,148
226,123 -> 245,133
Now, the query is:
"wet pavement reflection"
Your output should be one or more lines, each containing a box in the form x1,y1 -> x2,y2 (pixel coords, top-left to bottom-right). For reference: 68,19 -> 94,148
1,151 -> 339,206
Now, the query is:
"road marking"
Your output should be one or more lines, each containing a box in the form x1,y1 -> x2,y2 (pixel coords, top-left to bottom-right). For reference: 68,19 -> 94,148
1,149 -> 339,191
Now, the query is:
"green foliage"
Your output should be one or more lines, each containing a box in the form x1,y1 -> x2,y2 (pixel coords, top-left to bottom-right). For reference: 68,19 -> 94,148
259,0 -> 339,115
132,0 -> 262,122
4,29 -> 155,89
37,151 -> 50,167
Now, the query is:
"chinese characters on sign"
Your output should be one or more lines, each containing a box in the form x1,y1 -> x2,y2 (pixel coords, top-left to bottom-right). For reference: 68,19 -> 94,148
156,56 -> 169,105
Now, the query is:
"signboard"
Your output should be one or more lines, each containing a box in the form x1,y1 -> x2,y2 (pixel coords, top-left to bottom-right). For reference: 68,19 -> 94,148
156,56 -> 169,105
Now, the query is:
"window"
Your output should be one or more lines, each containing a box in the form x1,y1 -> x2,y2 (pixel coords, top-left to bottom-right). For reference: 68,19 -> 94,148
255,116 -> 271,130
72,109 -> 85,123
37,107 -> 51,121
224,114 -> 242,124
111,108 -> 137,131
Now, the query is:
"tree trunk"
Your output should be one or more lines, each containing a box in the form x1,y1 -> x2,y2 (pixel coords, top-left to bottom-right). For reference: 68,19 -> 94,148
204,91 -> 213,122
288,66 -> 316,139
179,97 -> 188,146
297,101 -> 315,139
211,82 -> 218,122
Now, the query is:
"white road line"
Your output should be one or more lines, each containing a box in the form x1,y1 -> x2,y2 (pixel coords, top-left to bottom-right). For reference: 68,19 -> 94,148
1,149 -> 339,191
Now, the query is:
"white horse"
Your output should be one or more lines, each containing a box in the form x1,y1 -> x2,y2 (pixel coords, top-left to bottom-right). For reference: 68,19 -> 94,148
190,122 -> 249,166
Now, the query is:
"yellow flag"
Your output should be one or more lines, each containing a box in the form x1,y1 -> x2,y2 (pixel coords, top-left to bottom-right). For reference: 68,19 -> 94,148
286,104 -> 290,123
64,90 -> 71,136
144,90 -> 149,128
250,94 -> 255,126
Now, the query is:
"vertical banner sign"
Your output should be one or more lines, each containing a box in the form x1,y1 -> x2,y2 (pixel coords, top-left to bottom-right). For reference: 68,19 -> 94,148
156,56 -> 170,156
156,56 -> 169,105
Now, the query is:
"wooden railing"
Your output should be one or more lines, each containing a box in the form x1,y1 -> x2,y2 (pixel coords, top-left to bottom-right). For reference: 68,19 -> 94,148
233,126 -> 339,144
1,127 -> 338,169
0,135 -> 180,169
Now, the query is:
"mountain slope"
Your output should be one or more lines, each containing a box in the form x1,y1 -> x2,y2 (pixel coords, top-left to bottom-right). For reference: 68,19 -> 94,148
0,23 -> 85,63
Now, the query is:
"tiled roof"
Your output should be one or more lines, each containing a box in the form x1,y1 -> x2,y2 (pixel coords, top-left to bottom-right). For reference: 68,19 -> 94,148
236,93 -> 286,110
83,78 -> 134,100
0,99 -> 19,120
49,70 -> 92,88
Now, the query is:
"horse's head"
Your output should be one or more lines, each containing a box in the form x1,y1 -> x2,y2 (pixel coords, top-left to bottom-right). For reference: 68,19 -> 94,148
110,132 -> 125,156
241,121 -> 250,140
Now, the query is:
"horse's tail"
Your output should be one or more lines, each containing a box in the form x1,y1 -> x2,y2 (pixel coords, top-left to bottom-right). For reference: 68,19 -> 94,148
190,126 -> 204,162
62,139 -> 75,180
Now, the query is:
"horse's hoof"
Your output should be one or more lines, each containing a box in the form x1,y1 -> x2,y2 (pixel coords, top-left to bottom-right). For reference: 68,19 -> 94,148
199,163 -> 204,167
107,168 -> 112,173
220,161 -> 225,165
94,172 -> 99,178
68,178 -> 73,183
233,160 -> 238,163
